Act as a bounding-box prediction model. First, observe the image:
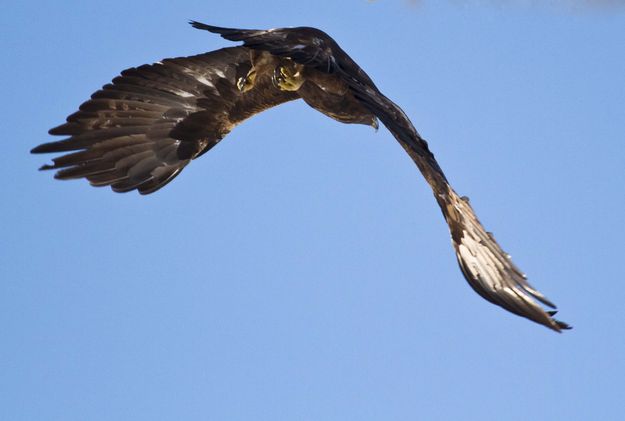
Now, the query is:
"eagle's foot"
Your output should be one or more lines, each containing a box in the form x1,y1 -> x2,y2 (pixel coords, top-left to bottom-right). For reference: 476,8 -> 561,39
273,63 -> 303,92
237,68 -> 257,92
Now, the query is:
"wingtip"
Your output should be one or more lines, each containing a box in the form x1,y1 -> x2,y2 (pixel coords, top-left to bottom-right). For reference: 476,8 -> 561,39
48,125 -> 66,136
188,20 -> 260,42
189,20 -> 229,35
188,20 -> 207,30
32,137 -> 63,153
31,144 -> 48,154
544,310 -> 572,332
554,319 -> 573,332
525,287 -> 558,309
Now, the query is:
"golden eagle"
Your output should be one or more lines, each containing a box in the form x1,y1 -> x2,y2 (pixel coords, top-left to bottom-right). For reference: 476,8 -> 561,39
32,21 -> 570,331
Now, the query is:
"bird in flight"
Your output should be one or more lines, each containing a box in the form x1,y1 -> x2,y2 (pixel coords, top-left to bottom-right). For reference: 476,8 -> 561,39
32,21 -> 570,331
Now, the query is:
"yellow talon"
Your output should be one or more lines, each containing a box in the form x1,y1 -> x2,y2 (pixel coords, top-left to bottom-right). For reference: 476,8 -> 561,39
237,69 -> 256,92
273,64 -> 304,92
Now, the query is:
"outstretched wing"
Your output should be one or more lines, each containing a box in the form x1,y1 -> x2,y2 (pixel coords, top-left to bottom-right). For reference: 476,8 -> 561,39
32,46 -> 298,194
198,22 -> 570,331
353,87 -> 570,332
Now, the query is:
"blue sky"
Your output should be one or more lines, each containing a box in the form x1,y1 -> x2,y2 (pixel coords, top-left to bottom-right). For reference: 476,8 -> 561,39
2,1 -> 624,420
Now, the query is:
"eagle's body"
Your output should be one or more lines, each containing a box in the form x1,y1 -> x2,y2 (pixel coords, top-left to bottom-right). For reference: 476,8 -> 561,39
246,44 -> 378,127
32,21 -> 569,331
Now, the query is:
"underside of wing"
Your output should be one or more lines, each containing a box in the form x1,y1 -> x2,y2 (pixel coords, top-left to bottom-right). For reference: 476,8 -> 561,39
445,190 -> 570,331
351,85 -> 570,331
32,46 -> 298,194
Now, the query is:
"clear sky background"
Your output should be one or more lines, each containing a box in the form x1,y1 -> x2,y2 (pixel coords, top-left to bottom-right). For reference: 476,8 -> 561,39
2,1 -> 625,420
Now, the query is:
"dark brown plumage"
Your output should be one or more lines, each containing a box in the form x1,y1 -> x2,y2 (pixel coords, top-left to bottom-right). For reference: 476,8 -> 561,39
32,21 -> 570,331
